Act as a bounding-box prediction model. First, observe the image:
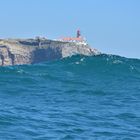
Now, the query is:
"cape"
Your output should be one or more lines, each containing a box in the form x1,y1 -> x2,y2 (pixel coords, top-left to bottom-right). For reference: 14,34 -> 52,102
0,38 -> 100,66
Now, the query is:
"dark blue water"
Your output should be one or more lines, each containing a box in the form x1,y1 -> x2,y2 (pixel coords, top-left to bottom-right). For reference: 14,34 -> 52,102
0,54 -> 140,140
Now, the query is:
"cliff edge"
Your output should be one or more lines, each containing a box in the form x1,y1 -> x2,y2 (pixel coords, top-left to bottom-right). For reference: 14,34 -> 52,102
0,38 -> 100,66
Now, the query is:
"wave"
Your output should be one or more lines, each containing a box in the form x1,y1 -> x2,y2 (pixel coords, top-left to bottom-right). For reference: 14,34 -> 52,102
0,54 -> 140,77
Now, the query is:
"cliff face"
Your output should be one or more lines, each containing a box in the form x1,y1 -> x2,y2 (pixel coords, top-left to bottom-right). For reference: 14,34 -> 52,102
0,38 -> 100,66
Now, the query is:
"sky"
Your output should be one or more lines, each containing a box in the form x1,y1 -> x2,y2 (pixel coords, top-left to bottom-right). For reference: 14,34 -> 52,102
0,0 -> 140,58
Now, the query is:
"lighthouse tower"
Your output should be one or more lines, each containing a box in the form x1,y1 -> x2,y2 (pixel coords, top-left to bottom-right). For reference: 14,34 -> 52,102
77,30 -> 81,38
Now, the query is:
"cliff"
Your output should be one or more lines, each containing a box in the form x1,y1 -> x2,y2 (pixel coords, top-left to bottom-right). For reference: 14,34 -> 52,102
0,38 -> 100,66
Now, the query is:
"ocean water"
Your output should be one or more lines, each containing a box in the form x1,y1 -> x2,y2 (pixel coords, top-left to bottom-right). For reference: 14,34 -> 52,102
0,54 -> 140,140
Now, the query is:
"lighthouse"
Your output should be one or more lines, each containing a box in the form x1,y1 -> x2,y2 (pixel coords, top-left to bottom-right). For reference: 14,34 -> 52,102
77,30 -> 81,38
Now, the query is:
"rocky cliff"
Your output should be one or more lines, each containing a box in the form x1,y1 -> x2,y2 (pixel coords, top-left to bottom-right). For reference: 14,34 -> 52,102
0,38 -> 100,66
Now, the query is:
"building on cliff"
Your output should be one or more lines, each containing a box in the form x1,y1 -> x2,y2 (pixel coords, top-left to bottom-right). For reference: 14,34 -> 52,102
57,30 -> 87,45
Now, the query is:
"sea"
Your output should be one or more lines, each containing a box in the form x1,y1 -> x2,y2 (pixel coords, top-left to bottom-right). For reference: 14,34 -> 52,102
0,54 -> 140,140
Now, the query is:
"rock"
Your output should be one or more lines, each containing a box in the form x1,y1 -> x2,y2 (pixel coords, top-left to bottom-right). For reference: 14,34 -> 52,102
0,38 -> 100,66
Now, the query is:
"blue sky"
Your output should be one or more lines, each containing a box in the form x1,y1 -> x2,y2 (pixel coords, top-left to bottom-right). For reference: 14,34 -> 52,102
0,0 -> 140,58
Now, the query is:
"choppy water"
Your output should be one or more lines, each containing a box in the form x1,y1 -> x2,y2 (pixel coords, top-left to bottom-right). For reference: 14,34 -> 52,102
0,54 -> 140,140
